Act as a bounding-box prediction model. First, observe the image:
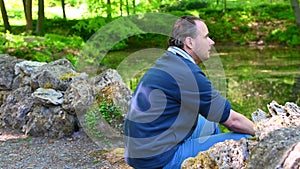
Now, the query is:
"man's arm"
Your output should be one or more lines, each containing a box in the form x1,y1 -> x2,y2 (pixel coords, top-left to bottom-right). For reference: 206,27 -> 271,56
221,109 -> 255,136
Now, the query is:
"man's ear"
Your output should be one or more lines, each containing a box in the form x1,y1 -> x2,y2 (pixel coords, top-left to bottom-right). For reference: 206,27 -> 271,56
184,37 -> 193,49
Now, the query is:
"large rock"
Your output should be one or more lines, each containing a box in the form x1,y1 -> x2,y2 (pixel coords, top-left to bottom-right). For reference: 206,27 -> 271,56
91,69 -> 132,114
181,101 -> 300,169
62,80 -> 95,116
253,101 -> 300,140
13,60 -> 46,89
25,105 -> 78,138
30,58 -> 77,91
67,70 -> 130,149
247,126 -> 300,169
0,86 -> 33,130
0,55 -> 131,141
0,54 -> 23,90
181,138 -> 255,169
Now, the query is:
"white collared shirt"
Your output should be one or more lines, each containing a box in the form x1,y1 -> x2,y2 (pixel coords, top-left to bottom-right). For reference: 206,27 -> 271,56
167,46 -> 196,64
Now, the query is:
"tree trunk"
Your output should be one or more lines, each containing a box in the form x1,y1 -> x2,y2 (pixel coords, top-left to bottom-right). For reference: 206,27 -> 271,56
107,0 -> 112,19
0,0 -> 11,32
290,0 -> 300,30
36,0 -> 44,35
25,0 -> 33,33
23,0 -> 27,20
125,0 -> 129,15
120,0 -> 123,16
132,0 -> 135,14
61,0 -> 66,19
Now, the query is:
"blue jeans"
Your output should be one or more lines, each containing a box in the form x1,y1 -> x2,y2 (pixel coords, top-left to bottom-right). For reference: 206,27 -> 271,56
163,115 -> 251,169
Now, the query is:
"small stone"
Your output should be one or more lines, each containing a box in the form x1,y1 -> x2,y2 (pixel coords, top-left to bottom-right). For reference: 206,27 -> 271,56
32,88 -> 64,105
251,109 -> 267,123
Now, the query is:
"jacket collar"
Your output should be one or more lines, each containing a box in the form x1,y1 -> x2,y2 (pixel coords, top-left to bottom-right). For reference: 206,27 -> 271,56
167,46 -> 196,64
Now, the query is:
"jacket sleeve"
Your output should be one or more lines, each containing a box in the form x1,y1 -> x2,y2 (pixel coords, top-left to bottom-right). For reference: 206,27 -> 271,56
180,64 -> 231,123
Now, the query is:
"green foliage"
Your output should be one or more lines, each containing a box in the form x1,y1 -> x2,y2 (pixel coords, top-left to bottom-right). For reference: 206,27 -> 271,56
71,17 -> 107,41
167,10 -> 194,17
197,4 -> 296,46
67,0 -> 85,7
7,10 -> 24,20
42,19 -> 76,35
260,4 -> 292,19
86,0 -> 106,16
84,107 -> 108,142
0,32 -> 83,65
44,33 -> 84,49
163,0 -> 209,12
279,26 -> 300,46
84,99 -> 122,142
185,0 -> 209,10
266,25 -> 300,46
71,16 -> 135,50
47,0 -> 60,7
98,99 -> 122,125
80,17 -> 144,67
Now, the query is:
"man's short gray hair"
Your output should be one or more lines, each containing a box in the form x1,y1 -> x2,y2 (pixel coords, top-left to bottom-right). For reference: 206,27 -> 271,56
168,16 -> 203,49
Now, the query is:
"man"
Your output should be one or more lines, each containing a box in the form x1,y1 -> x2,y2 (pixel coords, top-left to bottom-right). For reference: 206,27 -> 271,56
124,15 -> 255,169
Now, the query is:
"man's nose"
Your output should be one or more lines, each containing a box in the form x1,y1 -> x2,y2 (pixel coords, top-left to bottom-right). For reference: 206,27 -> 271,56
208,37 -> 215,45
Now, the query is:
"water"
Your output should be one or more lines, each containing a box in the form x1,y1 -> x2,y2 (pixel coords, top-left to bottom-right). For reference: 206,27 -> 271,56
106,45 -> 300,120
215,46 -> 300,117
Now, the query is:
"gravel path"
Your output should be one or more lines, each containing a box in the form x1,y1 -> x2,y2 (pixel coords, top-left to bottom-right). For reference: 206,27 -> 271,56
0,128 -> 130,169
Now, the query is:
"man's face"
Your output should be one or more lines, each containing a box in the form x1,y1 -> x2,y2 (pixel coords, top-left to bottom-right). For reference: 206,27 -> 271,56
190,20 -> 215,63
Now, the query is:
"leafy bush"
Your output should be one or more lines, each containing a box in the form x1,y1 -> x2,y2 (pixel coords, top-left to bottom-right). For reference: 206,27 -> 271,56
44,33 -> 84,49
7,10 -> 24,20
84,108 -> 108,142
163,0 -> 208,12
41,19 -> 77,35
0,32 -> 83,65
266,25 -> 300,46
81,16 -> 145,66
251,4 -> 293,21
196,4 -> 298,46
84,99 -> 122,141
185,1 -> 209,10
71,16 -> 107,41
98,99 -> 122,125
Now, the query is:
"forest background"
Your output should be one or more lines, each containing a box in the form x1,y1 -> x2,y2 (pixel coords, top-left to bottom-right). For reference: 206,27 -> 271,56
0,0 -> 300,64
